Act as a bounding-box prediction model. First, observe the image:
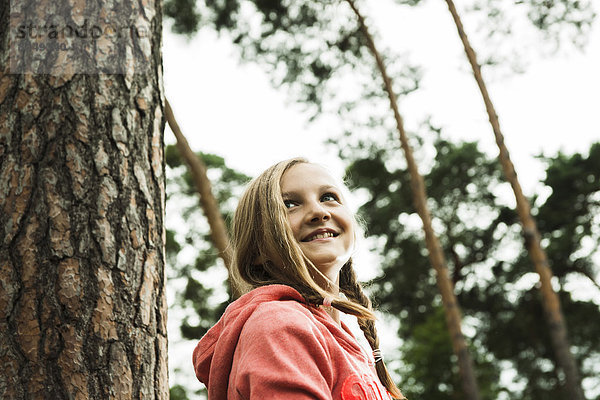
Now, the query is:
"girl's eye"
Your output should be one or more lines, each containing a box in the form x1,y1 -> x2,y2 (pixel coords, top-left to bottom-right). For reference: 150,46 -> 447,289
283,200 -> 297,209
321,193 -> 339,202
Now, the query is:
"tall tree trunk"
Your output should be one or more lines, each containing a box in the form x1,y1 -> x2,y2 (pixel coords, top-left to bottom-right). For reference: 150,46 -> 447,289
0,0 -> 168,399
443,1 -> 585,399
165,100 -> 244,297
345,1 -> 481,399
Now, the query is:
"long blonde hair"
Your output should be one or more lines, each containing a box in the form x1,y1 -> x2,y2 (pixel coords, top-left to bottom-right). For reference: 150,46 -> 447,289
230,157 -> 404,399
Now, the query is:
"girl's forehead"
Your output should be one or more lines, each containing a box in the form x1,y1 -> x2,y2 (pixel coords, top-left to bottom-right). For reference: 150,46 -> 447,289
281,163 -> 340,188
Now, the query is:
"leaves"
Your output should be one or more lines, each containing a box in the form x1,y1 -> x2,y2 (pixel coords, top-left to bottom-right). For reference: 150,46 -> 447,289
166,145 -> 249,341
164,0 -> 201,35
343,132 -> 600,398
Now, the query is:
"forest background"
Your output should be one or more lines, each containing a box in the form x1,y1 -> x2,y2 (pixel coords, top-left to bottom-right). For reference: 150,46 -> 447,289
161,1 -> 600,400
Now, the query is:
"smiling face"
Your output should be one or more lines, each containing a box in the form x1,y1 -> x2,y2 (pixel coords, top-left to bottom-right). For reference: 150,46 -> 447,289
280,163 -> 355,282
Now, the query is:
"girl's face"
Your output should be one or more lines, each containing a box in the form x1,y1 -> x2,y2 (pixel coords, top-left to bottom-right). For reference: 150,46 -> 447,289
280,163 -> 354,282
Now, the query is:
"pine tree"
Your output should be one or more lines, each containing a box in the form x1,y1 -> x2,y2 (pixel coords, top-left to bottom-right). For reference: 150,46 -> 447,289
0,0 -> 167,397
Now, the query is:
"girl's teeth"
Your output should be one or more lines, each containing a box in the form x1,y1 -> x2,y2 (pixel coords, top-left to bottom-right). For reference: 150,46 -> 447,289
311,232 -> 334,240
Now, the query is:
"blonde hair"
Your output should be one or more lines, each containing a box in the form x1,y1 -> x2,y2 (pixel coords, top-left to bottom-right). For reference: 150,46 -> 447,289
230,157 -> 404,399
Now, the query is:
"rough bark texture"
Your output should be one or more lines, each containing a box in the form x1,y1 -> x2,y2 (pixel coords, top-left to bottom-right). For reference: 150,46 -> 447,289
443,1 -> 585,399
344,1 -> 481,399
0,0 -> 168,399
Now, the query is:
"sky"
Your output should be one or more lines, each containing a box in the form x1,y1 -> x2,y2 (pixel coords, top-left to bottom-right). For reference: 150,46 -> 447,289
161,1 -> 599,396
163,1 -> 599,194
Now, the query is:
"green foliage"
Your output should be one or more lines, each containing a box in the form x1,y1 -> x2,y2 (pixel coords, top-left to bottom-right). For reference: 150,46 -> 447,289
343,132 -> 600,399
525,0 -> 596,39
346,131 -> 507,398
166,145 -> 250,340
165,0 -> 421,119
165,0 -> 596,86
164,0 -> 201,35
169,384 -> 190,400
400,307 -> 461,399
467,0 -> 596,69
168,0 -> 596,43
537,143 -> 600,279
396,0 -> 596,49
490,143 -> 600,397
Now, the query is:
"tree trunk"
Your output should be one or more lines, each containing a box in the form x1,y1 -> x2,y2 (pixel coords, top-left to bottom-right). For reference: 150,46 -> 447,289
165,100 -> 245,297
443,1 -> 585,399
345,1 -> 481,399
0,0 -> 168,398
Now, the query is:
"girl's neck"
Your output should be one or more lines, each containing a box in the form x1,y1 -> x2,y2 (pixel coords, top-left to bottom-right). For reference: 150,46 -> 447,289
317,274 -> 341,325
325,307 -> 341,325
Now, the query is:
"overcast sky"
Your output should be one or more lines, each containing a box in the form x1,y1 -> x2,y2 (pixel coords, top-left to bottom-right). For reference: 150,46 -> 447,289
163,1 -> 599,194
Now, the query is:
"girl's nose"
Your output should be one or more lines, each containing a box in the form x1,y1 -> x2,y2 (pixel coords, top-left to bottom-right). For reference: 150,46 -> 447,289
306,202 -> 331,223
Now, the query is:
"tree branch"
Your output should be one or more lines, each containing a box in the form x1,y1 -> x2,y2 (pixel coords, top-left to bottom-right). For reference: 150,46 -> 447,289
165,99 -> 244,297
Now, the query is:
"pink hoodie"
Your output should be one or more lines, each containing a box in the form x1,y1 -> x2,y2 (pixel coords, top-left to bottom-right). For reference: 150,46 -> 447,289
193,284 -> 393,400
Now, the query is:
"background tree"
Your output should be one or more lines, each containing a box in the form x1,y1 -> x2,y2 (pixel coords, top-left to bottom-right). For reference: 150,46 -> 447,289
345,1 -> 481,397
0,0 -> 167,398
165,101 -> 249,297
344,130 -> 506,399
340,129 -> 600,399
164,146 -> 249,399
442,0 -> 588,397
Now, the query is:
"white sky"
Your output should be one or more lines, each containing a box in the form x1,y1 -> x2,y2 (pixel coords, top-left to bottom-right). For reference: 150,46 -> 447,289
163,1 -> 599,194
162,1 -> 599,396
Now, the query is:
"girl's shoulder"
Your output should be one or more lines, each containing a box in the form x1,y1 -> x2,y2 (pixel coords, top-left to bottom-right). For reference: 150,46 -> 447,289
245,297 -> 322,334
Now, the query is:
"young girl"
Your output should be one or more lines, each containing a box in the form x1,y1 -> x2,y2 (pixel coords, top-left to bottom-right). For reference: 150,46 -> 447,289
193,158 -> 404,399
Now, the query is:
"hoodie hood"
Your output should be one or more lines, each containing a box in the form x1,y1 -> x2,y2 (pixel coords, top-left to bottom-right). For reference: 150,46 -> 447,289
193,285 -> 307,385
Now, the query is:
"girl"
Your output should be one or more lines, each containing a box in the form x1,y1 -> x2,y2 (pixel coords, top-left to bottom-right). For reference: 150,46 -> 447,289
193,158 -> 404,399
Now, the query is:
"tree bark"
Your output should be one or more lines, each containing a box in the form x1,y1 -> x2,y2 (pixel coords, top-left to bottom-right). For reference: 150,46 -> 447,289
165,100 -> 244,297
344,1 -> 481,399
0,0 -> 168,398
442,1 -> 585,399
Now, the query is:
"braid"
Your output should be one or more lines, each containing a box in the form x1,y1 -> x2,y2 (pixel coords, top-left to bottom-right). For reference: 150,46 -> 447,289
339,261 -> 405,399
